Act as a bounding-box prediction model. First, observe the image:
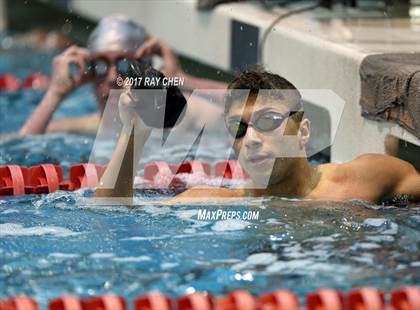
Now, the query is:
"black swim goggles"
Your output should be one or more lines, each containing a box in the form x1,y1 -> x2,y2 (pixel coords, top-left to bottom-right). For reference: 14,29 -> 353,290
226,109 -> 300,139
87,53 -> 152,78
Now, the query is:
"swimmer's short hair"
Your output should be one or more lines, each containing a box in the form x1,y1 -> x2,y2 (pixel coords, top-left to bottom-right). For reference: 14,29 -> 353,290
225,67 -> 303,122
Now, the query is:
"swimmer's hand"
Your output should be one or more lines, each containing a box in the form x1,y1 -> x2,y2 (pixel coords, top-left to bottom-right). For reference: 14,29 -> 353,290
96,90 -> 152,201
49,45 -> 92,98
118,89 -> 152,136
135,38 -> 183,79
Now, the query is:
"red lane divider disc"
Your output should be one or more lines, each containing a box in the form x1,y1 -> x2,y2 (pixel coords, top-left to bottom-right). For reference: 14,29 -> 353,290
0,286 -> 419,310
346,288 -> 384,310
0,296 -> 39,310
307,288 -> 344,310
0,165 -> 29,196
217,290 -> 257,310
69,164 -> 106,190
59,180 -> 74,191
171,161 -> 211,188
49,295 -> 82,310
1,160 -> 251,195
144,161 -> 176,188
175,160 -> 211,176
134,293 -> 172,310
21,73 -> 49,90
258,290 -> 300,310
390,286 -> 420,310
214,160 -> 249,179
144,161 -> 174,181
25,164 -> 63,194
177,293 -> 214,310
144,161 -> 212,188
81,295 -> 126,310
0,74 -> 20,92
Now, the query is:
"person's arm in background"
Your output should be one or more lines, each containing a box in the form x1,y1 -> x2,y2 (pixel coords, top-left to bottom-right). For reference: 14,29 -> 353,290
135,38 -> 228,92
45,114 -> 100,135
18,45 -> 93,136
135,39 -> 226,129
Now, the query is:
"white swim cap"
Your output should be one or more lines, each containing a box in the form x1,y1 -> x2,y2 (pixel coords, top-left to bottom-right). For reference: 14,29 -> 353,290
87,14 -> 148,53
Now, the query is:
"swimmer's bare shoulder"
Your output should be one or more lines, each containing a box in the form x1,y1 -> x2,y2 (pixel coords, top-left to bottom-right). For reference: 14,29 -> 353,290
46,113 -> 100,135
311,154 -> 420,203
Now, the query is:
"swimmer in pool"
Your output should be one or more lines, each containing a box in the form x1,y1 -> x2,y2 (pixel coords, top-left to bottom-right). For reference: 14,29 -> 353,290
96,68 -> 420,204
18,14 -> 226,136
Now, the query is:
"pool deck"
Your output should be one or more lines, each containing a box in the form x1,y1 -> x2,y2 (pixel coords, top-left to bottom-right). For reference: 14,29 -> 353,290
70,0 -> 420,162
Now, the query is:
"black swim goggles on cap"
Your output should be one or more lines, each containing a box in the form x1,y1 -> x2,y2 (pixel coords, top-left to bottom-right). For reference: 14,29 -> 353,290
226,109 -> 300,139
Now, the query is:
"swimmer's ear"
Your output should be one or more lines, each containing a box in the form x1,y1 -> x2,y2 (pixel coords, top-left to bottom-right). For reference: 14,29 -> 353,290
297,118 -> 310,149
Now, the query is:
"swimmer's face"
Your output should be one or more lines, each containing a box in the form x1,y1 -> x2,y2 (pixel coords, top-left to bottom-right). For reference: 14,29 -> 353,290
92,50 -> 135,113
226,95 -> 309,186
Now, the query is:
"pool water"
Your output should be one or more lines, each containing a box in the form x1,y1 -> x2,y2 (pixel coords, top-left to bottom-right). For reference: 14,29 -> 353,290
0,48 -> 419,308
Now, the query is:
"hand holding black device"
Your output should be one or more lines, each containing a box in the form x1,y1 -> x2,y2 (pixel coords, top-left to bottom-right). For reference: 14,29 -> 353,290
122,61 -> 187,129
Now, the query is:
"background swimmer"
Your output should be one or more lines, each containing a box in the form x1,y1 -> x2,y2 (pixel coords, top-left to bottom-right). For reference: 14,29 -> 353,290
96,68 -> 420,205
17,14 -> 226,136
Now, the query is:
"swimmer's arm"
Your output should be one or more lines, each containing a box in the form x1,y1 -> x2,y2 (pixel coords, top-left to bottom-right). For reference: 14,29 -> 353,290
182,95 -> 223,129
182,74 -> 227,92
354,154 -> 420,200
46,113 -> 100,135
18,90 -> 63,136
96,123 -> 151,202
19,46 -> 92,136
180,74 -> 228,104
135,38 -> 227,100
391,160 -> 420,199
366,154 -> 420,198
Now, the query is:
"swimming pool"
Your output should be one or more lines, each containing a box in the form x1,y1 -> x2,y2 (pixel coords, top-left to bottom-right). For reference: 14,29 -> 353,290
0,48 -> 419,309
